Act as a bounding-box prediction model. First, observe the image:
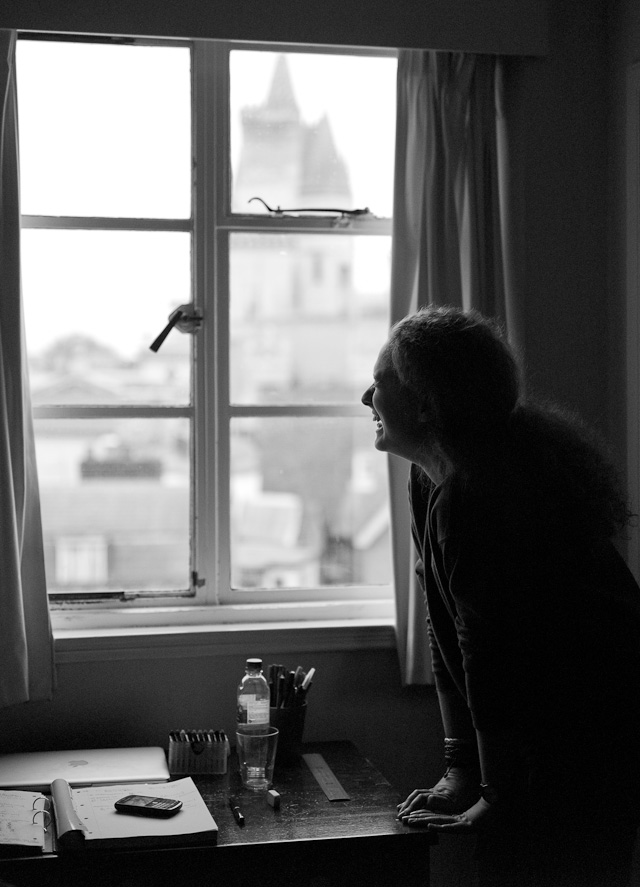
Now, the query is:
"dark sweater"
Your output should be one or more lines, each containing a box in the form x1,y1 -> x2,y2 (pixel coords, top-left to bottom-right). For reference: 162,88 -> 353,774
409,463 -> 640,813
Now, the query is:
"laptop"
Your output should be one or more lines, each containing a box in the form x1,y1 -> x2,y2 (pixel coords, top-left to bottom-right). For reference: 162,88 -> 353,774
0,746 -> 170,792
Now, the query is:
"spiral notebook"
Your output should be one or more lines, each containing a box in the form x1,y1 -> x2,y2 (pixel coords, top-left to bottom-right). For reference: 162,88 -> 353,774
0,778 -> 217,853
0,789 -> 52,852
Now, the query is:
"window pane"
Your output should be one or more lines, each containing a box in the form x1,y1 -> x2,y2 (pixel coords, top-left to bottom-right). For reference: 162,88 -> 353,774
16,41 -> 191,218
36,417 -> 190,593
230,51 -> 396,217
230,417 -> 390,589
230,233 -> 390,405
23,230 -> 191,406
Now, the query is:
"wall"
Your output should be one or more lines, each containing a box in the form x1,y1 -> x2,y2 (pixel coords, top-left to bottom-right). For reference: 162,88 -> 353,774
2,0 -> 548,55
501,0 -> 611,434
2,0 -> 636,884
610,2 -> 640,876
608,0 -> 640,517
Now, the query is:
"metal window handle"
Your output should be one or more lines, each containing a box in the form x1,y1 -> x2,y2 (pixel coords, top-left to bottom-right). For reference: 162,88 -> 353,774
249,196 -> 371,217
149,303 -> 203,352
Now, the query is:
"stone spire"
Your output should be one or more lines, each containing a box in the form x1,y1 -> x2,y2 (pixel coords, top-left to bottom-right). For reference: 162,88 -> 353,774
263,54 -> 300,123
235,54 -> 351,209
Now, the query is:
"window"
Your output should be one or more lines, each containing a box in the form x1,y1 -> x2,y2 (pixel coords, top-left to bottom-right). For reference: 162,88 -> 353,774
16,37 -> 396,625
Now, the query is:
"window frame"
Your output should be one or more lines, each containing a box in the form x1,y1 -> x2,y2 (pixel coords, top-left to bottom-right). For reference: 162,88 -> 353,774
19,34 -> 397,632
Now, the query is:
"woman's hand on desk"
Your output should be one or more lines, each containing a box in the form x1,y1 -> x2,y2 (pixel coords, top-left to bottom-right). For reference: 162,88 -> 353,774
396,767 -> 479,818
398,797 -> 506,833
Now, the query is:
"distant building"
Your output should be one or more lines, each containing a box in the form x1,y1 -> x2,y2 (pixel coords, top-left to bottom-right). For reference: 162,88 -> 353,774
230,54 -> 360,404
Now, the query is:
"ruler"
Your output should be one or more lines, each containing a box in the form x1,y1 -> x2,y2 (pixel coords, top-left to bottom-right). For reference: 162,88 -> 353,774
303,753 -> 351,801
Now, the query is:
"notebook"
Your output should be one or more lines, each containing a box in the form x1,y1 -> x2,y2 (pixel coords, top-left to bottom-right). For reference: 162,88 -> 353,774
0,777 -> 217,853
0,747 -> 170,792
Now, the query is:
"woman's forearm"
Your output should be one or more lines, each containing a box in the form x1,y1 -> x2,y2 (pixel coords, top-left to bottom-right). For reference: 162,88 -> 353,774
437,688 -> 476,742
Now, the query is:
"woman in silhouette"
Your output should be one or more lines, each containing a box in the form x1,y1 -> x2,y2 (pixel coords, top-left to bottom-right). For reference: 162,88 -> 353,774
362,306 -> 640,887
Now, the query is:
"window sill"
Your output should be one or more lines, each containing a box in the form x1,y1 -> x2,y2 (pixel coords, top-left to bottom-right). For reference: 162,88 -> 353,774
52,603 -> 397,663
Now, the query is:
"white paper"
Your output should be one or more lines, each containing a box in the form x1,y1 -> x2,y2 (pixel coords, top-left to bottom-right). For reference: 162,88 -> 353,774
69,777 -> 216,843
0,790 -> 47,849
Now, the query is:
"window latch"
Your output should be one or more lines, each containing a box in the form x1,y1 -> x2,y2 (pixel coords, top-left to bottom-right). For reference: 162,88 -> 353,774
249,196 -> 372,221
149,303 -> 203,352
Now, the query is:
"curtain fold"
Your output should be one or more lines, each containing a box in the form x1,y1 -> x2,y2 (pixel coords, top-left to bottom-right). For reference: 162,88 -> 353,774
0,29 -> 55,708
389,50 -> 515,685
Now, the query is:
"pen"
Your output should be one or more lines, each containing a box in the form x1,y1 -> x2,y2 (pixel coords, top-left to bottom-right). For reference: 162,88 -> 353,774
293,665 -> 305,687
277,673 -> 286,708
282,671 -> 295,707
228,796 -> 245,826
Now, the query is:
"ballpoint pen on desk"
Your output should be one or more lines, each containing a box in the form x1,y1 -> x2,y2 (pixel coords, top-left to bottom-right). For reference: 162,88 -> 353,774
228,796 -> 245,826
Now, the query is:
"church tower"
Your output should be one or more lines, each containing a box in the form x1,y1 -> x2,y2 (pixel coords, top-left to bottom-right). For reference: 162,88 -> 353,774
232,54 -> 352,212
230,55 -> 356,404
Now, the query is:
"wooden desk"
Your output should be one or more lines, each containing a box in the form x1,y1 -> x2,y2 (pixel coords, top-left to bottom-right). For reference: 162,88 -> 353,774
0,741 -> 434,887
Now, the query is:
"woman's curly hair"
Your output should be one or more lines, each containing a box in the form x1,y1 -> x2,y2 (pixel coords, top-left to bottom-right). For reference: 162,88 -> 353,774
388,305 -> 633,541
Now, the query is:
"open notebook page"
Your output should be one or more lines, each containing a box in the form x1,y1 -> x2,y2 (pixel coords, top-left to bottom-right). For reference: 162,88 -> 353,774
0,789 -> 48,849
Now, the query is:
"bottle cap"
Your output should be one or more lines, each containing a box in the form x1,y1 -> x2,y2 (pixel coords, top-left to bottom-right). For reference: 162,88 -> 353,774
246,658 -> 263,669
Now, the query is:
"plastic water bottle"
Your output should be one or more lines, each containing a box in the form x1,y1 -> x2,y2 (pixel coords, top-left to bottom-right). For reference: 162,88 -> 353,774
236,658 -> 270,732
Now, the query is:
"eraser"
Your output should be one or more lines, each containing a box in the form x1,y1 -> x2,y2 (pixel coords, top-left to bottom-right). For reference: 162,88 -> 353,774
267,789 -> 281,809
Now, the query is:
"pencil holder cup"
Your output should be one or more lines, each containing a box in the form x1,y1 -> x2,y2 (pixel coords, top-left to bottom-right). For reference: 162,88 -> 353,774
270,703 -> 307,763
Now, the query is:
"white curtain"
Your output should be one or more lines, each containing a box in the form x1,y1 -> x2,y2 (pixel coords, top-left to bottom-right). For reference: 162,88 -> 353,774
0,29 -> 55,708
389,50 -> 513,685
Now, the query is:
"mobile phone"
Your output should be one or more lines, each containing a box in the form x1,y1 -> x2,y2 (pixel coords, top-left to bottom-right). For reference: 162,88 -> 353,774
114,794 -> 183,817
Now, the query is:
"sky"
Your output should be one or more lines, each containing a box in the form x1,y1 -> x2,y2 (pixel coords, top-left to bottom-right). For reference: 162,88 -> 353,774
15,42 -> 396,360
